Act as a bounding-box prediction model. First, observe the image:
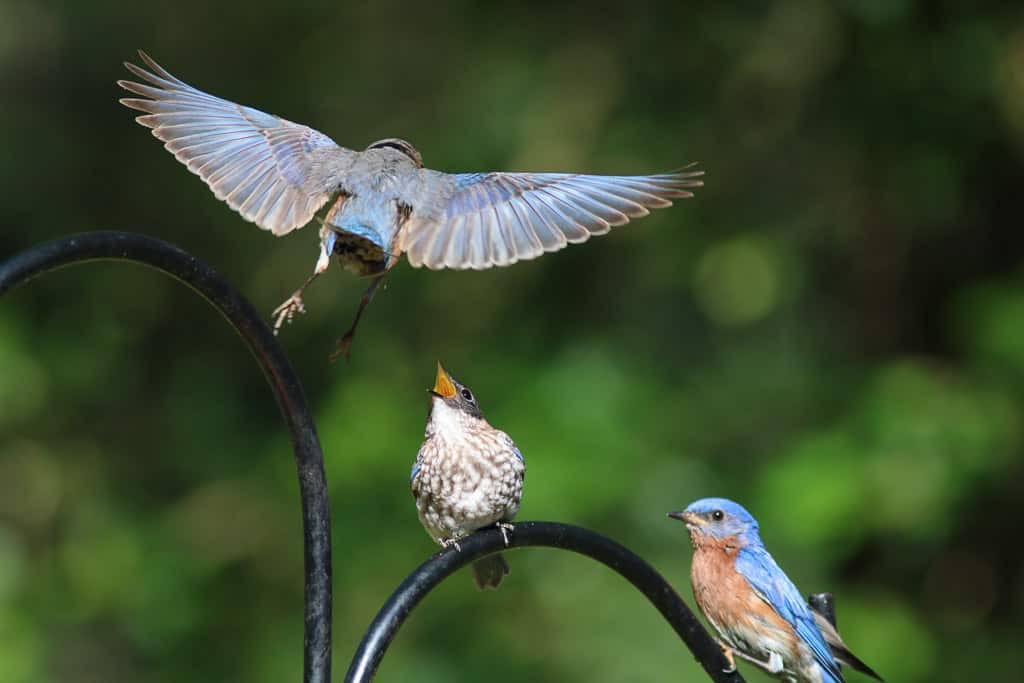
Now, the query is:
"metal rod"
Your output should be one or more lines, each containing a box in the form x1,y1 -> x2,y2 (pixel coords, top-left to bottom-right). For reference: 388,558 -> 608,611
0,232 -> 333,683
808,592 -> 837,627
345,521 -> 745,683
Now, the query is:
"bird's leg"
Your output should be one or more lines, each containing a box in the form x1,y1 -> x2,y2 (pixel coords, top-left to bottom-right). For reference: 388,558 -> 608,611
272,228 -> 337,335
725,646 -> 777,674
272,272 -> 319,335
329,273 -> 387,362
440,537 -> 462,552
495,522 -> 514,547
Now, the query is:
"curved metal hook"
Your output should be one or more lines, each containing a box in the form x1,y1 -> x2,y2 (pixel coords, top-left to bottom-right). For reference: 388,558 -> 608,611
346,521 -> 745,682
808,592 -> 836,627
0,232 -> 333,683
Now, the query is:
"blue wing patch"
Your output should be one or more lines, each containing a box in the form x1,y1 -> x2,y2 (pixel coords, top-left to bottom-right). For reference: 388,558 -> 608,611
512,446 -> 524,463
735,545 -> 844,683
326,220 -> 387,252
409,462 -> 421,485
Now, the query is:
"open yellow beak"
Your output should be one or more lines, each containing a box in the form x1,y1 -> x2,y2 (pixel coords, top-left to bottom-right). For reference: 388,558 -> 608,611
432,362 -> 457,399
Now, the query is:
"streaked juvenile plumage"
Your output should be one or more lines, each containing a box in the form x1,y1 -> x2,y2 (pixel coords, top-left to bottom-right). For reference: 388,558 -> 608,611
411,364 -> 525,589
668,498 -> 881,683
117,51 -> 703,357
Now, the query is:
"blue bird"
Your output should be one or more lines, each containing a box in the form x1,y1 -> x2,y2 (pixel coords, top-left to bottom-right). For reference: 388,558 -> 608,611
411,363 -> 525,589
117,51 -> 702,358
668,498 -> 881,683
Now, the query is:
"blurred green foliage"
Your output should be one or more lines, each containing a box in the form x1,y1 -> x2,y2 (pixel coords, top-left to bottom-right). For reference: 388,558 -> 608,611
2,1 -> 1024,681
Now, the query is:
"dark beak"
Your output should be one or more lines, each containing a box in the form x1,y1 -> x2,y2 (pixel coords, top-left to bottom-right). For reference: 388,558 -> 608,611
667,511 -> 703,529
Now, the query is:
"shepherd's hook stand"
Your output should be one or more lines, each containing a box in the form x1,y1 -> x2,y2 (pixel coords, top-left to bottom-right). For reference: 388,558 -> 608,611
0,232 -> 332,683
0,231 -> 805,683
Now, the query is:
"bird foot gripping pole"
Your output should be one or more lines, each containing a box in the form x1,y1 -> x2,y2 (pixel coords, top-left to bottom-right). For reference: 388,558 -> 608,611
727,646 -> 777,675
495,521 -> 514,546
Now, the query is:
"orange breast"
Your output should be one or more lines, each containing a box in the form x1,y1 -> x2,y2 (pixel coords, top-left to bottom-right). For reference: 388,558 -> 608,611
690,537 -> 802,668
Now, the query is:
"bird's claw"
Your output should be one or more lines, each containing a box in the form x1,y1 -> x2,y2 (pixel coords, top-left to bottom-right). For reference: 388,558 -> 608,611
328,331 -> 355,363
722,644 -> 780,676
440,537 -> 462,552
272,294 -> 306,335
495,522 -> 514,547
718,642 -> 737,674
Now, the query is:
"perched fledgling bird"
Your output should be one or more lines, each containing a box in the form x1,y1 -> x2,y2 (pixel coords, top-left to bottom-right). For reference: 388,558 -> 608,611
668,498 -> 882,683
117,51 -> 703,358
410,363 -> 525,589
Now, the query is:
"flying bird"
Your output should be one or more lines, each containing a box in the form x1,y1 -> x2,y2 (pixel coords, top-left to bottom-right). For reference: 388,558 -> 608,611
410,363 -> 525,589
668,498 -> 882,683
118,51 -> 703,358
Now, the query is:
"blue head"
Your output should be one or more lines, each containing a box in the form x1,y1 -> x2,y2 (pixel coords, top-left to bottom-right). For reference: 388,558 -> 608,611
668,497 -> 762,549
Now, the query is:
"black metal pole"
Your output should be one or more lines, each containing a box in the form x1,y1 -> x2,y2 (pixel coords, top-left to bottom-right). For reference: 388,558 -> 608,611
808,592 -> 836,627
345,521 -> 745,683
0,232 -> 333,683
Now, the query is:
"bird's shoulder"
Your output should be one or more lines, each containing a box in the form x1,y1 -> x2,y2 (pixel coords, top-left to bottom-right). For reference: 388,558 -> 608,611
410,436 -> 444,489
735,545 -> 810,624
494,427 -> 518,449
416,430 -> 443,455
303,144 -> 359,192
368,167 -> 460,220
486,427 -> 525,466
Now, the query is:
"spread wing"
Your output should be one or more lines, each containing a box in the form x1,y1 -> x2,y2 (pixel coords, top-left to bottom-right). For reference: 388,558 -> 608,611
400,168 -> 702,270
736,545 -> 845,683
118,50 -> 357,236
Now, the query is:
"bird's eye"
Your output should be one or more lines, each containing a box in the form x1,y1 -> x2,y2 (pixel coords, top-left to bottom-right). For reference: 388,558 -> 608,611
711,510 -> 724,521
460,388 -> 474,402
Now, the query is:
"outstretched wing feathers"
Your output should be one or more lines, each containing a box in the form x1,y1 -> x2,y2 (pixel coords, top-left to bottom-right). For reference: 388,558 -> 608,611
402,168 -> 702,270
120,52 -> 702,259
118,51 -> 355,236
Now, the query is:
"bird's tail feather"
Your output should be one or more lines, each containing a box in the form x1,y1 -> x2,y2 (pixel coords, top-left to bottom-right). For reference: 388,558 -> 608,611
813,611 -> 884,681
832,646 -> 883,682
472,553 -> 510,590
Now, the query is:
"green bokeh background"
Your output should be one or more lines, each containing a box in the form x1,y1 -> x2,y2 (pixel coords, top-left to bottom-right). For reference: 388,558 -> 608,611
2,2 -> 1023,681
